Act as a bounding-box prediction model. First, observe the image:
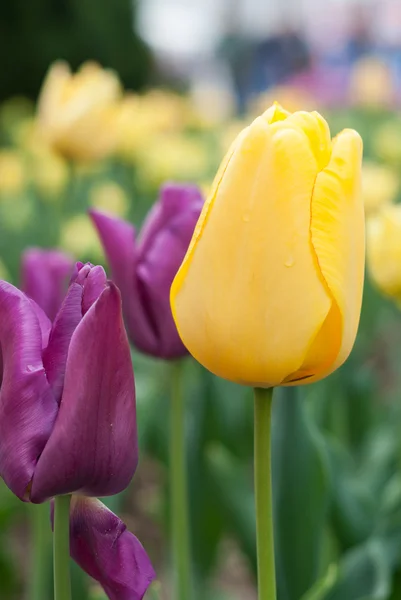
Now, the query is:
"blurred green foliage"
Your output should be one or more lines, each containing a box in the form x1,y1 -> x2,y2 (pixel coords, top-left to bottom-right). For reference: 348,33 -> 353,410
0,0 -> 151,100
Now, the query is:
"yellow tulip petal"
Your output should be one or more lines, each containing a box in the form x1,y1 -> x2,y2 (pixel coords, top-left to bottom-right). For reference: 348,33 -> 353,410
172,116 -> 332,386
304,129 -> 364,381
283,111 -> 332,170
262,102 -> 291,124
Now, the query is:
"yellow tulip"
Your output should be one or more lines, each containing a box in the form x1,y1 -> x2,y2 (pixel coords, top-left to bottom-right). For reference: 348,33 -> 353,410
171,103 -> 365,387
37,61 -> 122,161
349,57 -> 395,109
0,150 -> 26,196
367,204 -> 401,302
361,161 -> 399,216
60,214 -> 104,260
89,181 -> 129,218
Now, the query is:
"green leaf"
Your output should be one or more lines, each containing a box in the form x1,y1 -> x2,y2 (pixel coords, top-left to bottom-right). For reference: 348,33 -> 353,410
326,437 -> 378,550
272,387 -> 330,600
300,564 -> 338,600
206,443 -> 257,570
326,539 -> 391,600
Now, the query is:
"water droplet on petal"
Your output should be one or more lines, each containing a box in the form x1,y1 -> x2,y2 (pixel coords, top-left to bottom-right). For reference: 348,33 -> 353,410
284,256 -> 294,267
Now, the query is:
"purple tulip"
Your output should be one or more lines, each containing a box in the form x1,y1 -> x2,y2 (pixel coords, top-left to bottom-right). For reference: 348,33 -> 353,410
21,248 -> 75,321
52,496 -> 155,600
0,262 -> 155,599
90,183 -> 203,359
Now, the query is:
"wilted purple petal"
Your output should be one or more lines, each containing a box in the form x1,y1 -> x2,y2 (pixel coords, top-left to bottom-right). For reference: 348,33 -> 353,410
89,210 -> 157,353
0,282 -> 57,500
43,283 -> 84,404
31,283 -> 137,502
22,248 -> 74,321
63,496 -> 155,600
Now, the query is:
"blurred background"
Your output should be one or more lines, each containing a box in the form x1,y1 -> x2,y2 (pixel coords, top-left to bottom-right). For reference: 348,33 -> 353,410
3,0 -> 401,599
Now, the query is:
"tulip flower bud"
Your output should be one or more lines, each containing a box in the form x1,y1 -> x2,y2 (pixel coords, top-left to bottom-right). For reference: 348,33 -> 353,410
367,204 -> 401,302
90,183 -> 203,359
0,263 -> 154,598
171,103 -> 365,387
21,247 -> 74,320
37,61 -> 122,161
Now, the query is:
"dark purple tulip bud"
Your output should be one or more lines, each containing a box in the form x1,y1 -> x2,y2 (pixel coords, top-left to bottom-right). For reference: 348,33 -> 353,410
52,496 -> 156,600
21,248 -> 75,321
0,263 -> 154,598
90,182 -> 203,359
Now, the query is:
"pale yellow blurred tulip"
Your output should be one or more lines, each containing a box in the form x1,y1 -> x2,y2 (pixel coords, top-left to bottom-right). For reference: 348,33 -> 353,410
116,91 -> 187,161
89,181 -> 129,218
60,214 -> 104,259
135,133 -> 210,189
31,151 -> 70,200
373,121 -> 401,164
349,57 -> 395,109
367,204 -> 401,302
37,61 -> 122,161
0,150 -> 26,195
361,161 -> 399,215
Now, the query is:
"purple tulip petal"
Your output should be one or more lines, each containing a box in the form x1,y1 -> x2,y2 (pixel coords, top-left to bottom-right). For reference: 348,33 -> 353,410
138,183 -> 203,257
22,248 -> 74,321
0,282 -> 57,500
81,265 -> 107,314
89,210 -> 158,353
31,283 -> 137,502
136,195 -> 203,358
43,283 -> 84,404
65,496 -> 155,600
28,299 -> 52,349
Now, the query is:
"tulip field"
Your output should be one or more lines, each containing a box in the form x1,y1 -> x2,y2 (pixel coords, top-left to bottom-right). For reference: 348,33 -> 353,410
2,61 -> 401,600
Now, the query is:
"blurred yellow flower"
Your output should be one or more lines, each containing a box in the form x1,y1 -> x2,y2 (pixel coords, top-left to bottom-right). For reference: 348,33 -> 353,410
188,82 -> 235,128
373,121 -> 401,164
60,214 -> 104,260
0,150 -> 26,195
361,161 -> 399,215
89,181 -> 129,218
349,57 -> 395,109
116,91 -> 187,161
37,61 -> 122,161
171,103 -> 365,387
33,153 -> 69,200
367,204 -> 401,301
135,133 -> 210,189
14,118 -> 52,157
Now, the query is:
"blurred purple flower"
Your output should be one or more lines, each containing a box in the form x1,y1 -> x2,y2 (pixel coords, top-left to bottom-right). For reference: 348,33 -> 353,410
90,182 -> 203,359
21,248 -> 75,321
0,262 -> 155,599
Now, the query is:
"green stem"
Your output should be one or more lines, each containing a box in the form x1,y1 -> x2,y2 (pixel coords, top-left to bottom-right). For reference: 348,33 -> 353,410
170,360 -> 192,600
31,502 -> 52,600
254,387 -> 276,600
53,495 -> 72,600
